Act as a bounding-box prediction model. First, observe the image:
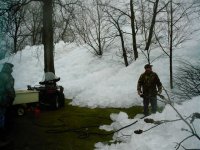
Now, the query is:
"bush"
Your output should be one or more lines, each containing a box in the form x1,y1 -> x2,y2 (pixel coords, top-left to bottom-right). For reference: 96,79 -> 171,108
174,60 -> 200,99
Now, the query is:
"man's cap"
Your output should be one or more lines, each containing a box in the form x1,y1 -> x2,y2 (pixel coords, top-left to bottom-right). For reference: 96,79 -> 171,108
4,62 -> 14,68
144,64 -> 152,69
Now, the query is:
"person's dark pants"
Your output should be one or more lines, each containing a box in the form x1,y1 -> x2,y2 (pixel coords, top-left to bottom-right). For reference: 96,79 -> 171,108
4,98 -> 15,132
4,106 -> 14,132
143,96 -> 157,116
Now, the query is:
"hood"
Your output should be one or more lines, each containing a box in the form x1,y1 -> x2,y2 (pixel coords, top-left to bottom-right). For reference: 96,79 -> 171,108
1,63 -> 14,74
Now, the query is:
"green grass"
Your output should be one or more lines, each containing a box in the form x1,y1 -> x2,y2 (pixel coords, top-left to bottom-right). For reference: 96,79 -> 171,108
14,100 -> 143,150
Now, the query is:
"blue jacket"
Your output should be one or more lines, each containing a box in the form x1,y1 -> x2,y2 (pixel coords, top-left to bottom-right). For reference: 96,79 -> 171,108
0,63 -> 15,115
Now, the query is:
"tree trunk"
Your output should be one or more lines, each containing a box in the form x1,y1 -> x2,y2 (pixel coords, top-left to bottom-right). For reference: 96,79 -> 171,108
130,0 -> 138,60
13,17 -> 20,53
13,36 -> 17,53
169,0 -> 173,89
119,28 -> 128,67
97,2 -> 102,56
140,0 -> 147,40
43,0 -> 55,73
145,0 -> 159,51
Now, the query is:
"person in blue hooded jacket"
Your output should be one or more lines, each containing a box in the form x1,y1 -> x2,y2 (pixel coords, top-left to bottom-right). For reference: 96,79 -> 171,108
0,63 -> 15,132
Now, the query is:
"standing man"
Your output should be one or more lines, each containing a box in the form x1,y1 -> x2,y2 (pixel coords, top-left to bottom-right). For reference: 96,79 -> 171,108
0,63 -> 15,132
137,64 -> 162,116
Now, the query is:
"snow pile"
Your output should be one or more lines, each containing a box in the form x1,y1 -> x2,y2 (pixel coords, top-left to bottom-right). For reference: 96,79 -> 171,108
0,37 -> 200,108
96,96 -> 200,150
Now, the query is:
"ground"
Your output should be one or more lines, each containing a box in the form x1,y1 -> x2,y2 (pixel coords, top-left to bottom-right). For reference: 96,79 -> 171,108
5,100 -> 143,150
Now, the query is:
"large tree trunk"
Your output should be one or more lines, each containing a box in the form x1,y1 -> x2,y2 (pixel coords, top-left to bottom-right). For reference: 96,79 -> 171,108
130,0 -> 138,60
43,0 -> 55,73
145,0 -> 159,51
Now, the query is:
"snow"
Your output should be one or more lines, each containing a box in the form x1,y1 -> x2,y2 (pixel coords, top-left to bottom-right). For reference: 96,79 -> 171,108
0,28 -> 200,150
96,96 -> 200,150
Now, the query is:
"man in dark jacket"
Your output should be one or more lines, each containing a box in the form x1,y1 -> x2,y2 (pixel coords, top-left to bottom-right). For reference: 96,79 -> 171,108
0,63 -> 15,131
137,64 -> 162,116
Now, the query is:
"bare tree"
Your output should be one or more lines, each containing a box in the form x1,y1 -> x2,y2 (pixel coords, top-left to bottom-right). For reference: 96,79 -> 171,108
0,0 -> 79,73
101,0 -> 139,60
138,0 -> 148,41
169,0 -> 173,89
174,60 -> 200,99
24,2 -> 43,45
130,0 -> 138,60
135,0 -> 162,63
144,0 -> 159,52
74,0 -> 113,56
155,0 -> 197,89
53,0 -> 80,43
3,2 -> 28,53
105,8 -> 129,67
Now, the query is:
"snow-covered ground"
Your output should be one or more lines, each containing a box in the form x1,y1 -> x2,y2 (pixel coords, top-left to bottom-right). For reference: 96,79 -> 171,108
0,30 -> 200,150
96,96 -> 200,150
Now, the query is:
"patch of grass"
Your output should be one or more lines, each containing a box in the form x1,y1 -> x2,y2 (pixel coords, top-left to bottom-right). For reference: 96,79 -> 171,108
14,100 -> 143,150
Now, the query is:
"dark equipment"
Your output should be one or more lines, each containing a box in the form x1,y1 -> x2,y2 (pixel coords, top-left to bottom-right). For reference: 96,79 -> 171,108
28,72 -> 65,110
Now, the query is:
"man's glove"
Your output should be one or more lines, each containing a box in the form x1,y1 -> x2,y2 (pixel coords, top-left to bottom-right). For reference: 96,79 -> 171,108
157,88 -> 162,94
140,94 -> 144,98
157,94 -> 165,100
138,91 -> 144,98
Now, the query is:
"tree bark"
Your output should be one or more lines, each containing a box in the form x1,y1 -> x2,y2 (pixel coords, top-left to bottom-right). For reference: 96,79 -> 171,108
145,0 -> 159,51
130,0 -> 138,60
43,0 -> 55,73
169,0 -> 173,89
97,2 -> 103,55
119,27 -> 128,67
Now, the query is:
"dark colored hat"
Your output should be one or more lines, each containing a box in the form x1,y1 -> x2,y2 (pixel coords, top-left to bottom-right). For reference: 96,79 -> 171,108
144,64 -> 152,69
4,63 -> 14,68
